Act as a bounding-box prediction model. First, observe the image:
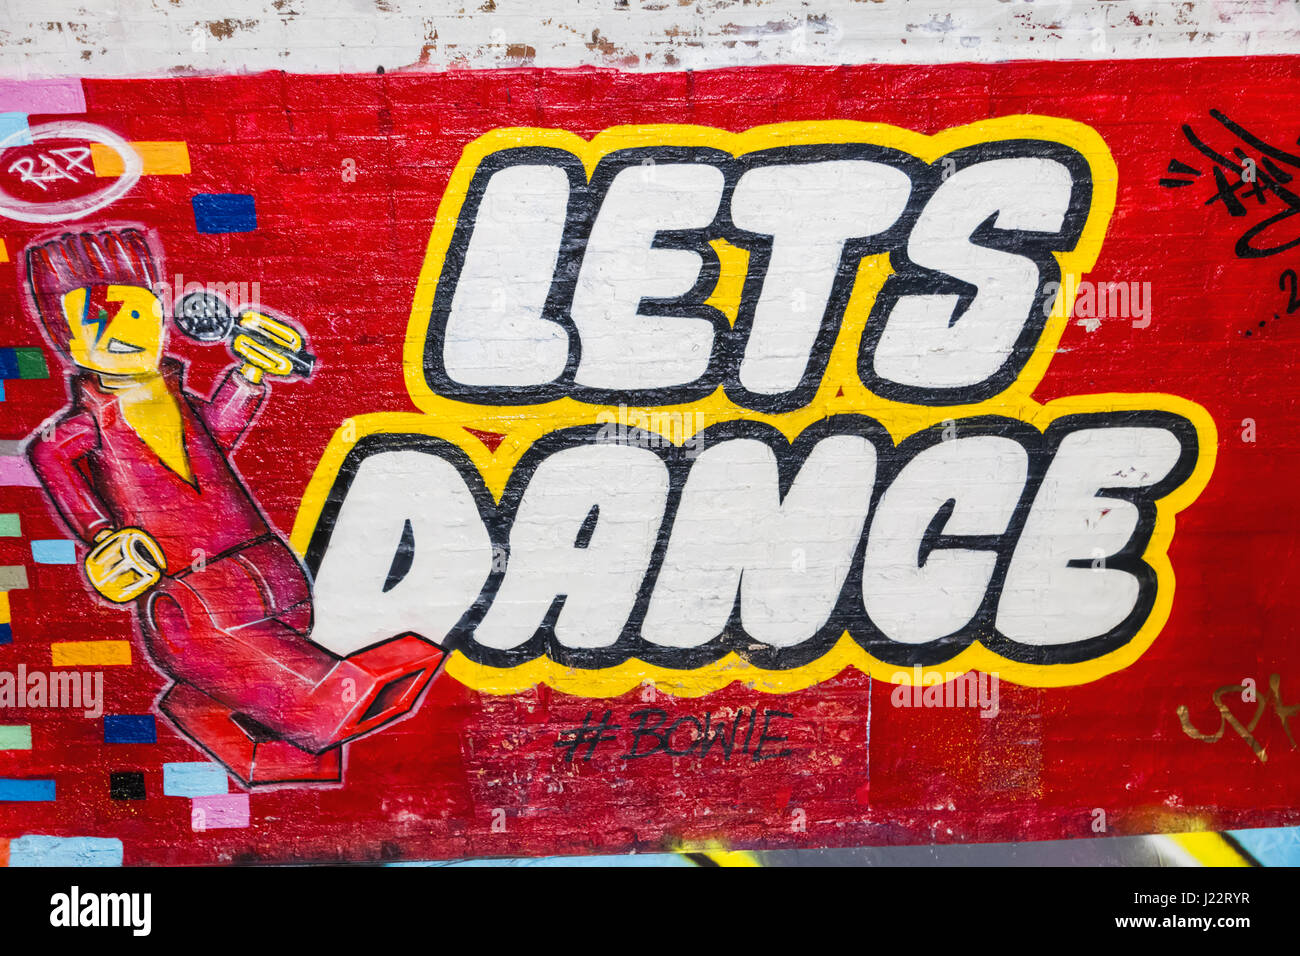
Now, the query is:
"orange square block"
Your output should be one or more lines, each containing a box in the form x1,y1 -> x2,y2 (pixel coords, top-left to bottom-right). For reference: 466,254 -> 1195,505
91,141 -> 190,176
51,640 -> 132,666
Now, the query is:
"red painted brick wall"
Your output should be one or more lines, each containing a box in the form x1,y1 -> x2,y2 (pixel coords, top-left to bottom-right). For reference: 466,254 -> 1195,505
0,59 -> 1297,864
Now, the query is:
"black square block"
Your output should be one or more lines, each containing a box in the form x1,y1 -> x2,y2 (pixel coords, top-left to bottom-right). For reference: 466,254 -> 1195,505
110,771 -> 146,801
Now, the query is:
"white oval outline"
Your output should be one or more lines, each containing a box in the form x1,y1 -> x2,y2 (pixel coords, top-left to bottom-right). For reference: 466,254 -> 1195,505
0,121 -> 143,223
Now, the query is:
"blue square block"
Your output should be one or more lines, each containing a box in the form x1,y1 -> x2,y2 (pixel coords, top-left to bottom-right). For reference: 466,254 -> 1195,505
0,623 -> 10,645
0,777 -> 55,801
0,113 -> 32,148
31,539 -> 76,564
192,193 -> 257,234
104,714 -> 157,744
162,761 -> 228,797
0,348 -> 18,379
8,835 -> 122,866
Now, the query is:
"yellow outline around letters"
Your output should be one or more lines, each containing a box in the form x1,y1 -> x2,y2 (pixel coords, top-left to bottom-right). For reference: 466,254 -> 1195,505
288,117 -> 1217,698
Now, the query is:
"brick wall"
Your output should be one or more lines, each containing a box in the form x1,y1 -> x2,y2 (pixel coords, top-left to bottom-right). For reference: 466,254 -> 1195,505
2,0 -> 1299,75
0,4 -> 1296,865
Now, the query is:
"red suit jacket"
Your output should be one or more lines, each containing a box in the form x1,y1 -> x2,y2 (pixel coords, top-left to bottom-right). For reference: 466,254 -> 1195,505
26,355 -> 438,766
29,357 -> 272,568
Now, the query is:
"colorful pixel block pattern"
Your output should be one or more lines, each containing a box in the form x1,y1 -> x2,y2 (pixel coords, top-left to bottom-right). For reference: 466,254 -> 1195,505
0,347 -> 47,403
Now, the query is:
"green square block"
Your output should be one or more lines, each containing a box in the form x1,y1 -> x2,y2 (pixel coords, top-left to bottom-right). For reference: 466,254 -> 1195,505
14,347 -> 48,380
0,725 -> 32,750
0,514 -> 19,537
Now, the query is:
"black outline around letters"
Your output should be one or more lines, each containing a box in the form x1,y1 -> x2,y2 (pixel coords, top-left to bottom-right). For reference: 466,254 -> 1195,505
422,138 -> 1095,410
303,411 -> 1199,674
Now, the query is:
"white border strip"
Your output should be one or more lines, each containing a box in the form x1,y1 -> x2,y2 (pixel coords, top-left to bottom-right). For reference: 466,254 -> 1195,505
0,0 -> 1298,77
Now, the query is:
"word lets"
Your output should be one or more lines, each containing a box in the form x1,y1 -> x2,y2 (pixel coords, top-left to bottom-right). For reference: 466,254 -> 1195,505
428,132 -> 1093,408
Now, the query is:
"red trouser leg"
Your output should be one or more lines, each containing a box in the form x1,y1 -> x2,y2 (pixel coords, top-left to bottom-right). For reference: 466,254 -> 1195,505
141,536 -> 443,755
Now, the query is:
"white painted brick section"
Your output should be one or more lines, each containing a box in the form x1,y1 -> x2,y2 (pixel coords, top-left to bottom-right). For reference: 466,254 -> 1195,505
0,0 -> 1297,76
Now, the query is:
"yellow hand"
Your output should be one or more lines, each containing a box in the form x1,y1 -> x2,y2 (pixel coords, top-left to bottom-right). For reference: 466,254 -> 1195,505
85,527 -> 166,603
233,312 -> 306,383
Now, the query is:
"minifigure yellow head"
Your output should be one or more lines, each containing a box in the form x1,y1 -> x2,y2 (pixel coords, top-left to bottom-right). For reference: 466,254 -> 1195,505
59,284 -> 165,375
25,228 -> 166,376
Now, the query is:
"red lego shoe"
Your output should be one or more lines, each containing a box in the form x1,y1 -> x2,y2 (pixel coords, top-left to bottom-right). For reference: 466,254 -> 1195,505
288,635 -> 444,754
159,682 -> 342,788
146,573 -> 444,755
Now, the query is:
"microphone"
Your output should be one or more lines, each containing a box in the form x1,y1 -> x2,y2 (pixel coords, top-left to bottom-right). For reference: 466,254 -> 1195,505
172,290 -> 315,378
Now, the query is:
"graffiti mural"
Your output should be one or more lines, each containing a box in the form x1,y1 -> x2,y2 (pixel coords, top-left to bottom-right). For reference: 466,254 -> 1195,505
0,60 -> 1296,864
23,227 -> 444,788
298,119 -> 1213,696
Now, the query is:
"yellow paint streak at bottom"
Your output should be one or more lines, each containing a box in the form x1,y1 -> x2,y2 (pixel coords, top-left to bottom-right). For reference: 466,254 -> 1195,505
697,849 -> 761,867
1167,832 -> 1253,867
51,640 -> 132,667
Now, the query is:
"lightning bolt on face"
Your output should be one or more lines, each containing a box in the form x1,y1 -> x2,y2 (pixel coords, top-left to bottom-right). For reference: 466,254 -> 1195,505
21,227 -> 445,788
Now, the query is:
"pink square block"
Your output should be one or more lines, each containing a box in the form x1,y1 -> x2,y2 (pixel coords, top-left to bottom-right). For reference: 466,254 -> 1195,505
0,457 -> 39,488
190,793 -> 250,831
0,79 -> 85,115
